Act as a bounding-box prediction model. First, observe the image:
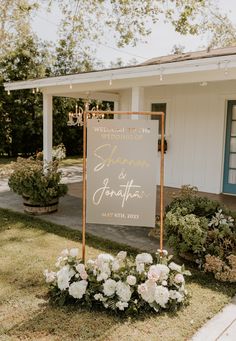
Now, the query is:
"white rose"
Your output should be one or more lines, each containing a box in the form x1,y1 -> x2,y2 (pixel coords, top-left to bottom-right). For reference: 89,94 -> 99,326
57,267 -> 70,290
112,260 -> 120,272
136,262 -> 145,274
126,275 -> 136,286
116,281 -> 132,302
69,280 -> 88,299
94,293 -> 106,302
169,290 -> 184,302
138,280 -> 156,304
69,248 -> 79,257
97,253 -> 114,264
76,263 -> 85,273
174,274 -> 185,284
148,264 -> 169,282
44,269 -> 56,283
116,251 -> 127,261
116,301 -> 129,311
169,262 -> 182,273
61,249 -> 69,257
154,285 -> 169,308
80,271 -> 88,280
103,279 -> 117,296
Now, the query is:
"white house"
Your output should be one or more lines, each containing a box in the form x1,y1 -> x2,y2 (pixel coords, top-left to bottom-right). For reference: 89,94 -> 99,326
4,46 -> 236,196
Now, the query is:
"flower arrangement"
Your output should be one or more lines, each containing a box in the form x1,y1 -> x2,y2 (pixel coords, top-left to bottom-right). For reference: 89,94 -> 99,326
44,248 -> 191,315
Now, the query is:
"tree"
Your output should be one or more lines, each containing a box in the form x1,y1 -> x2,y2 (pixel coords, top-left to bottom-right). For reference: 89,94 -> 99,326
0,38 -> 47,156
0,0 -> 41,57
52,0 -> 218,48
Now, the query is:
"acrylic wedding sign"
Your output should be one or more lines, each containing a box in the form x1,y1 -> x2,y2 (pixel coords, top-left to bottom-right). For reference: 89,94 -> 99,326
86,119 -> 158,227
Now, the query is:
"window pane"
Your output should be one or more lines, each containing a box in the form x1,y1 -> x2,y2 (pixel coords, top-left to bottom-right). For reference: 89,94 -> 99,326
229,154 -> 236,168
228,169 -> 236,184
231,121 -> 236,136
233,106 -> 236,120
151,103 -> 166,134
230,138 -> 236,152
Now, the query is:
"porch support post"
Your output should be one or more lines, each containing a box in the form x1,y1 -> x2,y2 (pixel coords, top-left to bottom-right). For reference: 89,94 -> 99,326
43,93 -> 53,163
131,86 -> 144,119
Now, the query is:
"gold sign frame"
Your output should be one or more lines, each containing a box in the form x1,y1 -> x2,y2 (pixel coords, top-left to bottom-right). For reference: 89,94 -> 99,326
82,109 -> 165,262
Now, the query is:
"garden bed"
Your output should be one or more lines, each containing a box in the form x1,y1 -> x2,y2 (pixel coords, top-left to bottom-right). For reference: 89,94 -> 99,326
0,208 -> 235,341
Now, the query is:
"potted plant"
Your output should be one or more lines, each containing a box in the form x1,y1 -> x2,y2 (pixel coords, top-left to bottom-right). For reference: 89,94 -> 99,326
8,157 -> 68,215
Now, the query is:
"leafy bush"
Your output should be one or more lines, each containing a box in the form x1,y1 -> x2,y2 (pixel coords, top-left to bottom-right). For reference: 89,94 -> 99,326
8,157 -> 68,204
165,186 -> 236,282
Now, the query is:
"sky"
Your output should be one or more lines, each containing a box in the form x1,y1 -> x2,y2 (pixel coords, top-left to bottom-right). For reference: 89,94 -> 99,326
32,0 -> 236,66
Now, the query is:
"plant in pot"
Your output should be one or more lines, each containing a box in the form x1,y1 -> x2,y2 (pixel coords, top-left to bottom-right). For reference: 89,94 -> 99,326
8,157 -> 68,215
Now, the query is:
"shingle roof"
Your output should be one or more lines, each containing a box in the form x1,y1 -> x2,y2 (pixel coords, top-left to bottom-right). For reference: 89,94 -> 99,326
139,46 -> 236,66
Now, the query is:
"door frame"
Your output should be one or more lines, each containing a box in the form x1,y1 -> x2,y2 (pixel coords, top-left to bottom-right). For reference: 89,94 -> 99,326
223,100 -> 236,194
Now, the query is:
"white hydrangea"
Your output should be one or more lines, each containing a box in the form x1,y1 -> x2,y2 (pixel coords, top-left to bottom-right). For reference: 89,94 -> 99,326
44,269 -> 56,283
103,279 -> 117,296
97,272 -> 109,282
69,280 -> 88,299
116,281 -> 132,302
169,290 -> 184,302
148,264 -> 170,282
116,301 -> 129,311
126,275 -> 136,286
154,285 -> 170,308
69,248 -> 78,257
138,280 -> 157,304
169,262 -> 182,273
116,251 -> 127,261
135,253 -> 153,274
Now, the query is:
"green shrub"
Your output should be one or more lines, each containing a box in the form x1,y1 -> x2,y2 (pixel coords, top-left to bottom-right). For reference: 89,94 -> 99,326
8,157 -> 68,204
165,186 -> 236,282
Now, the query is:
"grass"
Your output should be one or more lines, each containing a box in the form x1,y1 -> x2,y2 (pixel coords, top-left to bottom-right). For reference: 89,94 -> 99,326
59,156 -> 83,167
0,157 -> 16,169
0,208 -> 235,341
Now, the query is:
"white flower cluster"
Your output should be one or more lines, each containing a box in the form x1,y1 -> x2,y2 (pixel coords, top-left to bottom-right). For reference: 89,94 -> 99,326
44,248 -> 190,314
52,143 -> 66,161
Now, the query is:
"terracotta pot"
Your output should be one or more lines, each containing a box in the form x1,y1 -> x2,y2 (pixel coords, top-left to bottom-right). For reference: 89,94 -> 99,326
22,196 -> 59,215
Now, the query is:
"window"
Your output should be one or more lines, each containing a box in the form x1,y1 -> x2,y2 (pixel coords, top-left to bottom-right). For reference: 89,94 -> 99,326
151,103 -> 166,134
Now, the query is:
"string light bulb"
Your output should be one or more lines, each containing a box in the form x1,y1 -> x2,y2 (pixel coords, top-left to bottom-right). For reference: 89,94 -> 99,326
32,88 -> 35,94
7,90 -> 10,95
69,83 -> 73,89
159,68 -> 164,81
109,74 -> 113,86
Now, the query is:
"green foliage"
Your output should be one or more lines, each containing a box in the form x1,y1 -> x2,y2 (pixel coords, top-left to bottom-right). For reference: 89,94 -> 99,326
165,186 -> 236,269
8,157 -> 67,204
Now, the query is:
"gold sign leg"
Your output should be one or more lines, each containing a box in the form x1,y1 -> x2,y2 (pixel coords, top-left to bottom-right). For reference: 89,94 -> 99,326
160,113 -> 165,253
82,106 -> 88,263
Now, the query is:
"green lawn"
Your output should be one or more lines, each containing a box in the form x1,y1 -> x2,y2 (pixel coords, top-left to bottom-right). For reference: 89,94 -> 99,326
0,208 -> 235,341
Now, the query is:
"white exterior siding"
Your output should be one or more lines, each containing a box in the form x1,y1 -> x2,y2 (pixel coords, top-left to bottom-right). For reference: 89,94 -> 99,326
118,81 -> 236,194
